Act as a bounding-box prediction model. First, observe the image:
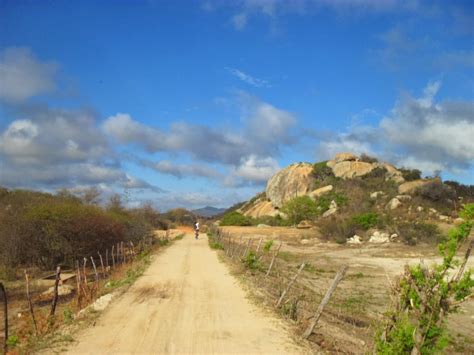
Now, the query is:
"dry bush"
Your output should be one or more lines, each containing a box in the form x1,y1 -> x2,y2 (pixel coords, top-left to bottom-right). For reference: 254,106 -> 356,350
0,187 -> 158,272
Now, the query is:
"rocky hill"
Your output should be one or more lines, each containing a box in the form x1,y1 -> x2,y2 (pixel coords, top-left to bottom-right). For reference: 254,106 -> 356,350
235,152 -> 472,245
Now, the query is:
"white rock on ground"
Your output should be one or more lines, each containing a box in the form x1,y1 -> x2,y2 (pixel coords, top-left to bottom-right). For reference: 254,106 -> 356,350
370,191 -> 384,199
369,231 -> 390,243
386,198 -> 402,210
438,215 -> 450,222
417,206 -> 424,212
347,235 -> 362,244
390,233 -> 399,241
454,217 -> 465,225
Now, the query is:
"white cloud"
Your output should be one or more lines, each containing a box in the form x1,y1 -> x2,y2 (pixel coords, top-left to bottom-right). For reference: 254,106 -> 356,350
104,95 -> 296,166
0,47 -> 57,102
318,81 -> 474,176
227,67 -> 269,87
140,159 -> 223,179
0,106 -> 161,193
231,155 -> 280,183
232,13 -> 248,30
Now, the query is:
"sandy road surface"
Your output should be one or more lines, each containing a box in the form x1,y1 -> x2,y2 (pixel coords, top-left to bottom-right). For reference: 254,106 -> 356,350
66,234 -> 306,354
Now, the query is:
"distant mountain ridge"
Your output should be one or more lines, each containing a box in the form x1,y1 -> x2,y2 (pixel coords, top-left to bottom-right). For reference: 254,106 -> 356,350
192,206 -> 227,218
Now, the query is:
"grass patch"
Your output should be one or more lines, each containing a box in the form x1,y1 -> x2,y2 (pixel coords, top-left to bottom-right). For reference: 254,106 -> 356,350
278,251 -> 298,262
174,233 -> 185,240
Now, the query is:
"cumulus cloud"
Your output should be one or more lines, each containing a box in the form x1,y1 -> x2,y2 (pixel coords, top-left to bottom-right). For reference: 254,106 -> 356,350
318,81 -> 474,175
0,47 -> 58,102
227,67 -> 270,87
139,159 -> 223,179
228,155 -> 280,185
104,95 -> 296,166
0,106 -> 162,193
0,107 -> 109,166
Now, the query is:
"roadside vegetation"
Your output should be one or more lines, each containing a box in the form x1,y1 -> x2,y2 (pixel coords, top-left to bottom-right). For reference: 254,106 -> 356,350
0,186 -> 167,280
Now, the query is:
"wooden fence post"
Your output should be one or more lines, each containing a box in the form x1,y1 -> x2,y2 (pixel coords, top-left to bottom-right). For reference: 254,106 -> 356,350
0,282 -> 8,354
111,245 -> 116,269
90,256 -> 99,289
266,242 -> 283,277
121,242 -> 125,263
242,238 -> 252,258
105,249 -> 109,270
302,264 -> 348,339
276,263 -> 305,308
76,260 -> 82,307
98,252 -> 106,278
24,270 -> 38,335
255,237 -> 263,255
83,258 -> 88,284
49,266 -> 61,318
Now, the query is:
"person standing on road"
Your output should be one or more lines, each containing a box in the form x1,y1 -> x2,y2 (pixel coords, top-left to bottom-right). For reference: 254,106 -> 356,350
194,221 -> 200,240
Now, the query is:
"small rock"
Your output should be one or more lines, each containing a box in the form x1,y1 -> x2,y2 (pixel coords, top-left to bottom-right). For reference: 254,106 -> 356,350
297,220 -> 313,229
257,224 -> 270,228
454,217 -> 465,225
369,231 -> 390,243
417,206 -> 424,212
329,200 -> 337,209
370,191 -> 384,199
300,239 -> 310,245
438,215 -> 450,222
429,208 -> 438,214
347,235 -> 362,244
390,233 -> 399,241
386,198 -> 402,210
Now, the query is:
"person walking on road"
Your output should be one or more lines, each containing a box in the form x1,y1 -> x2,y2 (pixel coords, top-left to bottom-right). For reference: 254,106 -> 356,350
194,221 -> 200,240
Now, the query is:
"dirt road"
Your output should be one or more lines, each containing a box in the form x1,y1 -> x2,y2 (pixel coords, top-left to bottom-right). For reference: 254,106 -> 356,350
66,234 -> 306,354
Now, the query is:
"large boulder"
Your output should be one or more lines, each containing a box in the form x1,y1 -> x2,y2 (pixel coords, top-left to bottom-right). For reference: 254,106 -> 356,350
398,178 -> 441,195
309,185 -> 333,199
334,152 -> 358,162
332,161 -> 376,179
383,163 -> 405,183
266,163 -> 315,208
242,200 -> 279,218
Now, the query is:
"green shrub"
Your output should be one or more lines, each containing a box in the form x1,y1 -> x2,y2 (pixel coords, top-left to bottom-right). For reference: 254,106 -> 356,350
311,161 -> 334,180
263,240 -> 274,252
352,212 -> 378,230
318,216 -> 358,243
376,205 -> 473,354
242,251 -> 260,270
444,181 -> 474,201
359,153 -> 378,163
281,196 -> 318,224
400,168 -> 422,181
219,211 -> 252,226
315,192 -> 348,214
460,203 -> 474,218
396,222 -> 442,245
363,166 -> 387,179
416,181 -> 456,202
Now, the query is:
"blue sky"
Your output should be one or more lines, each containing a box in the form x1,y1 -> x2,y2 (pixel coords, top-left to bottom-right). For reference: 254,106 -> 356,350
0,0 -> 473,210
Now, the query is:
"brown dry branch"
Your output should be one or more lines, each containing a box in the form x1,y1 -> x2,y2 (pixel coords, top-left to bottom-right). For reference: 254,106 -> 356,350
24,270 -> 38,336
